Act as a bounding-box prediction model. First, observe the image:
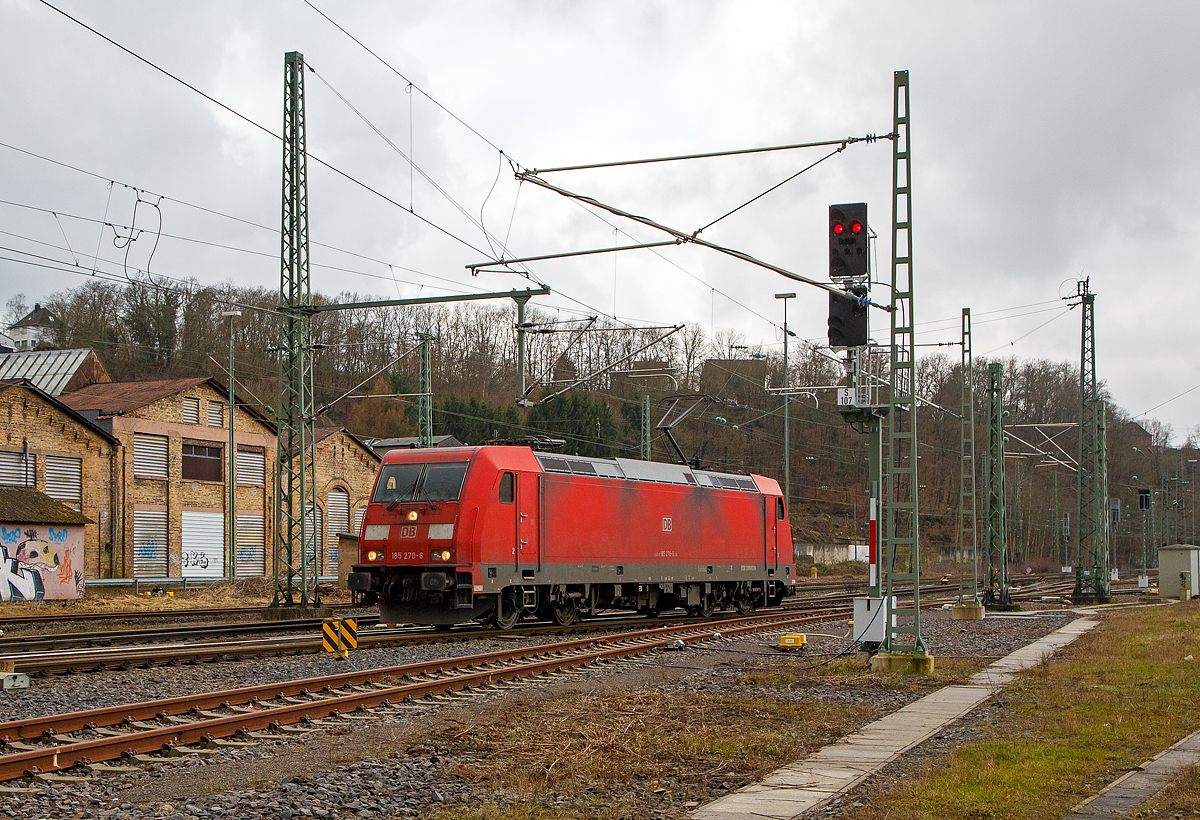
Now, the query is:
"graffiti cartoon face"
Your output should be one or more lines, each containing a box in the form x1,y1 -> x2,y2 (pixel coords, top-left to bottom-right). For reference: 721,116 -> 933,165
15,540 -> 59,569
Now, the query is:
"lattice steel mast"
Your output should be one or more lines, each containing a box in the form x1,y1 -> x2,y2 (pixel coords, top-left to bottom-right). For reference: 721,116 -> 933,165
982,362 -> 1011,606
273,51 -> 318,609
957,308 -> 979,605
1073,279 -> 1111,601
881,70 -> 927,656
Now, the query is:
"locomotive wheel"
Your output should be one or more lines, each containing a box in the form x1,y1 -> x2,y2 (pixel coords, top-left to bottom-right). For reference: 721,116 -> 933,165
735,596 -> 757,615
689,594 -> 716,618
549,600 -> 580,627
492,589 -> 522,630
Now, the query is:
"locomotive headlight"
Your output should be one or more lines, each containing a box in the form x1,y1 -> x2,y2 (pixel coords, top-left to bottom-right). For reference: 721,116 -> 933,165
440,550 -> 451,561
432,549 -> 451,561
366,550 -> 381,561
406,510 -> 418,522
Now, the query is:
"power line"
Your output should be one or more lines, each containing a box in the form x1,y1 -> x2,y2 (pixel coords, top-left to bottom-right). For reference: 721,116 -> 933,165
35,0 -> 495,259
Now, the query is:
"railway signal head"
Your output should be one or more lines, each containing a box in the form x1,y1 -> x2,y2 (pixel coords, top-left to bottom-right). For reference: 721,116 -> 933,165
829,203 -> 868,279
827,287 -> 868,348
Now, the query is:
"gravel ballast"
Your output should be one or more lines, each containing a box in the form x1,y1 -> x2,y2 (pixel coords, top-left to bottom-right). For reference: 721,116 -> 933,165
0,605 -> 1081,820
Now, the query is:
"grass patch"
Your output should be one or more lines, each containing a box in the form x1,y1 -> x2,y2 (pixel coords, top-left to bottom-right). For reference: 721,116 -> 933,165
840,602 -> 1200,820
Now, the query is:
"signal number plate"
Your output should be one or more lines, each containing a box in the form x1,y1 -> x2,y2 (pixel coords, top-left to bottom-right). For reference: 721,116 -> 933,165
398,525 -> 418,539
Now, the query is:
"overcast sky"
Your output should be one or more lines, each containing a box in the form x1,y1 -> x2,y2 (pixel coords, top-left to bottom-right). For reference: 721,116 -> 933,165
2,1 -> 1197,441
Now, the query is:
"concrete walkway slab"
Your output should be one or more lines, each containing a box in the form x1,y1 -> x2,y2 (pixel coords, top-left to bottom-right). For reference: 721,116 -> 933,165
1063,729 -> 1200,819
689,618 -> 1099,820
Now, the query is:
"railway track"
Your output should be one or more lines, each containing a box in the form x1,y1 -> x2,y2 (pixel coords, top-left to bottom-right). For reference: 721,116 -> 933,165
0,606 -> 855,675
0,608 -> 849,782
0,575 -> 1146,674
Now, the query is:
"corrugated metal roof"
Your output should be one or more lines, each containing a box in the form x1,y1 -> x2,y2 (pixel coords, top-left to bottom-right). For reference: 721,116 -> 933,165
0,349 -> 92,396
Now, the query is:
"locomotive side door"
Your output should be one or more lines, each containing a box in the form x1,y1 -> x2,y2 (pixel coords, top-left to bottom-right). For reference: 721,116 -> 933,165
771,496 -> 785,570
764,496 -> 781,570
516,472 -> 539,566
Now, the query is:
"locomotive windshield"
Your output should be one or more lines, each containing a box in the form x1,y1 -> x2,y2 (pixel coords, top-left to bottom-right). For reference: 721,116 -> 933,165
372,462 -> 469,503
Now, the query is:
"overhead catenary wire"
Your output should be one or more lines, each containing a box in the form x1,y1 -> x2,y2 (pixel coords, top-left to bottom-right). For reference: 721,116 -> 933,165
290,4 -> 809,339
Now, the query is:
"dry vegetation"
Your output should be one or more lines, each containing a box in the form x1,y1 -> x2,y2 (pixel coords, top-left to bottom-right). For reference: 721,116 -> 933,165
412,647 -> 976,820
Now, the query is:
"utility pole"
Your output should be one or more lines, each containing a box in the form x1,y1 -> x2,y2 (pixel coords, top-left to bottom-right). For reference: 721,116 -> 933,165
1072,278 -> 1111,602
776,293 -> 796,508
273,50 -> 319,612
640,394 -> 652,460
223,309 -> 241,581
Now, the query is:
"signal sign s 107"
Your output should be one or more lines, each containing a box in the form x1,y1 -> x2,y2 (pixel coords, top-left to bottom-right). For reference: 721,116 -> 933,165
829,203 -> 868,279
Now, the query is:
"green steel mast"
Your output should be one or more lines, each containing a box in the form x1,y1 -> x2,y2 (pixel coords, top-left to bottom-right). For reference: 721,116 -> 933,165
1073,279 -> 1111,602
273,51 -> 319,609
983,362 -> 1011,607
881,70 -> 927,657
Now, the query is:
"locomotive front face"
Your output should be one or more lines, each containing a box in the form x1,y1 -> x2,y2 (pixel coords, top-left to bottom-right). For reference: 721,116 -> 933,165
351,457 -> 488,625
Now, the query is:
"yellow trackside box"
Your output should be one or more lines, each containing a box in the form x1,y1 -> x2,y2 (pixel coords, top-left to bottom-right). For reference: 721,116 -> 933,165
779,634 -> 807,648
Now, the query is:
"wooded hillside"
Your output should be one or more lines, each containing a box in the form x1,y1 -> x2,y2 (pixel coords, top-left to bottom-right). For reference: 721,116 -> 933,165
40,279 -> 1198,567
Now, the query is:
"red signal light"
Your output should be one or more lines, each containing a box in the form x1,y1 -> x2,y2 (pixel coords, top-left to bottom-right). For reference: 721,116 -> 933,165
832,223 -> 845,235
850,221 -> 863,233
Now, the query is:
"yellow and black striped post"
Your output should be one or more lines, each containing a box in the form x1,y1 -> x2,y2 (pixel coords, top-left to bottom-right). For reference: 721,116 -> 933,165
339,618 -> 357,653
321,618 -> 345,658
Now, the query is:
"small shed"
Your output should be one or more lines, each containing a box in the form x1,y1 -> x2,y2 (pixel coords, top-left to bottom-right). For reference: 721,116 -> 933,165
1158,545 -> 1200,599
0,486 -> 91,601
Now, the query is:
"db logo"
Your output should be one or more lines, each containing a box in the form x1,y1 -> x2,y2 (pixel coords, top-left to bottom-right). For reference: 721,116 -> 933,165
398,525 -> 418,539
661,517 -> 673,532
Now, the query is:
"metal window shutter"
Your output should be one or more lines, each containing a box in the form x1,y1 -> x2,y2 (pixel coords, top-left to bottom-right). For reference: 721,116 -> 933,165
235,514 -> 266,578
236,450 -> 265,486
0,451 -> 33,487
133,509 -> 168,577
181,511 -> 225,580
353,507 -> 365,536
182,397 -> 200,425
303,505 -> 323,577
133,434 -> 169,479
326,491 -> 350,576
44,455 -> 82,510
207,402 -> 223,427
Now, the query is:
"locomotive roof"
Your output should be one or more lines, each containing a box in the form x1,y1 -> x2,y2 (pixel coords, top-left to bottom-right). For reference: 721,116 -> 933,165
378,445 -> 770,494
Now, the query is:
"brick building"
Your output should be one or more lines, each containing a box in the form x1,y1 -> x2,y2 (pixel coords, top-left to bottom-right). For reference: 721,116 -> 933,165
59,377 -> 277,580
0,380 -> 119,579
308,427 -> 380,577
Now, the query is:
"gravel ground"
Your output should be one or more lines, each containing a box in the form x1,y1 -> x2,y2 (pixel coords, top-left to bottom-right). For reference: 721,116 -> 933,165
0,604 -> 1081,820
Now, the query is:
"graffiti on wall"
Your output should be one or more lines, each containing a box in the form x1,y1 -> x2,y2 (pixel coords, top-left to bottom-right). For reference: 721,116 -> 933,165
0,524 -> 85,601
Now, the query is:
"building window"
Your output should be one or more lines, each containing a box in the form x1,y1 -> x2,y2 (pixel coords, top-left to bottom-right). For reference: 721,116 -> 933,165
236,448 -> 265,486
0,450 -> 34,487
182,443 -> 223,482
207,402 -> 223,428
133,433 -> 169,479
182,396 -> 200,425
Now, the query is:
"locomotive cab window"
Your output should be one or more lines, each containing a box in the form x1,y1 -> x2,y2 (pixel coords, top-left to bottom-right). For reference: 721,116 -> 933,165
499,472 -> 514,504
776,498 -> 786,520
372,463 -> 423,503
372,462 -> 470,504
419,462 -> 469,501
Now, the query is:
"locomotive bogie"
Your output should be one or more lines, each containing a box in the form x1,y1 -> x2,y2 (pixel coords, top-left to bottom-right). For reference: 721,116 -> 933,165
352,446 -> 794,628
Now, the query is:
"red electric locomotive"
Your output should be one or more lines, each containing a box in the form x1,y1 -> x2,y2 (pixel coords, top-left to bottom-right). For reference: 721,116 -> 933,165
348,445 -> 794,627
